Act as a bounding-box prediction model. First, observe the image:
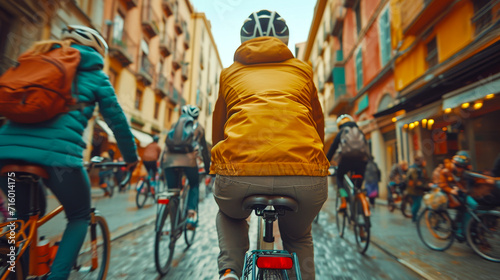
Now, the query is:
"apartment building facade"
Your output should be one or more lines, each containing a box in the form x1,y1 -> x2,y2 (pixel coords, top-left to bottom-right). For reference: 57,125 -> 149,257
302,0 -> 398,196
184,12 -> 222,144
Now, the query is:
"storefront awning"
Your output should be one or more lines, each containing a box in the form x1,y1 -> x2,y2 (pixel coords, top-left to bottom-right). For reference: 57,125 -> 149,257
131,128 -> 154,148
96,119 -> 116,143
442,75 -> 500,109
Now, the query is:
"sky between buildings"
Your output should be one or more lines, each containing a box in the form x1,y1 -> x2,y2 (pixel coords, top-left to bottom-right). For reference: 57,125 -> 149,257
191,0 -> 317,68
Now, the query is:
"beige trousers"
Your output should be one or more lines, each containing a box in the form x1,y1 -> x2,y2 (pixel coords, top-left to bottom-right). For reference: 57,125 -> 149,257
214,175 -> 328,280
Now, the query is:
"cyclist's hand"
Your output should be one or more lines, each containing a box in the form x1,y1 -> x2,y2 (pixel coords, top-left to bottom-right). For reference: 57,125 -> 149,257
450,186 -> 459,196
126,160 -> 139,172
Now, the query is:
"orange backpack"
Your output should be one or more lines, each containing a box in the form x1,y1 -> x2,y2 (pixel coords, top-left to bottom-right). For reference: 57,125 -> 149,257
0,43 -> 82,123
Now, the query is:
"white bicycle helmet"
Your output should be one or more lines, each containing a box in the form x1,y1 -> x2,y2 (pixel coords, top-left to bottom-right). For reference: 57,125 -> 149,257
240,10 -> 289,46
61,25 -> 108,57
181,105 -> 200,119
336,114 -> 354,128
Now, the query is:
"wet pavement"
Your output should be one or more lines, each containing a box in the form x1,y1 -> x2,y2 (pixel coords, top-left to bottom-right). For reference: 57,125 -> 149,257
41,181 -> 500,279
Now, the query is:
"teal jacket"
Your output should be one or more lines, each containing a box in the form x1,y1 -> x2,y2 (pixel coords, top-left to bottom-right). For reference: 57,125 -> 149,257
0,44 -> 138,167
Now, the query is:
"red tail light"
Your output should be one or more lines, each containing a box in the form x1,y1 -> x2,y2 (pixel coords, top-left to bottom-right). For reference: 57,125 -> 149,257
352,174 -> 363,179
157,198 -> 170,205
256,256 -> 293,270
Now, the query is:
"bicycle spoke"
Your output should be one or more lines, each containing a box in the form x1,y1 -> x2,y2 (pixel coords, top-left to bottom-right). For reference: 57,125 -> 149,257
467,211 -> 500,262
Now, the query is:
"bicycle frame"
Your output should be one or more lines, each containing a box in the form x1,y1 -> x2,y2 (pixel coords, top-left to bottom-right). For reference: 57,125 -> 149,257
0,205 -> 104,280
344,174 -> 371,218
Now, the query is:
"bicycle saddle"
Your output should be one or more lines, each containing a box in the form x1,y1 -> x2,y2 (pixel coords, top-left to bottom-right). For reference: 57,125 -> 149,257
0,163 -> 49,179
242,195 -> 298,212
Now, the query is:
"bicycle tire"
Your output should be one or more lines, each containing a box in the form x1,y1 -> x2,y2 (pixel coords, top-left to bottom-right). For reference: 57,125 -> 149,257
184,205 -> 197,247
466,210 -> 500,262
335,191 -> 346,237
154,202 -> 176,276
353,197 -> 370,254
401,194 -> 413,218
0,241 -> 25,280
135,179 -> 149,209
71,214 -> 110,280
416,208 -> 454,251
257,268 -> 286,280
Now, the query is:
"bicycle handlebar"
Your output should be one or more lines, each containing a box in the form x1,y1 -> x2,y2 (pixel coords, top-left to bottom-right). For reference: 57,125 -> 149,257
85,156 -> 133,187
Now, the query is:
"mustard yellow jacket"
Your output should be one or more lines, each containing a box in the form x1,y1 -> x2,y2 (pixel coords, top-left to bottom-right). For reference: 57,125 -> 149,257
210,37 -> 329,176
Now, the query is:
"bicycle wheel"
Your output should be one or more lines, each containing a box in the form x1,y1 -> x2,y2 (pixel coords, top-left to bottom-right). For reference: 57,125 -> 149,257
184,205 -> 197,247
257,269 -> 286,280
71,214 -> 110,280
466,210 -> 500,262
154,202 -> 176,276
0,241 -> 25,280
416,208 -> 454,251
353,197 -> 370,254
401,194 -> 413,218
335,191 -> 346,237
135,179 -> 149,209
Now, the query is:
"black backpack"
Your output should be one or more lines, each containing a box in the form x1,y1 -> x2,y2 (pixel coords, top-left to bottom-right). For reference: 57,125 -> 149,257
165,114 -> 196,153
336,126 -> 369,160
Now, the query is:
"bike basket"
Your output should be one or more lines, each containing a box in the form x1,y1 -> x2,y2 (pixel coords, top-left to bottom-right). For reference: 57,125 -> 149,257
424,189 -> 448,210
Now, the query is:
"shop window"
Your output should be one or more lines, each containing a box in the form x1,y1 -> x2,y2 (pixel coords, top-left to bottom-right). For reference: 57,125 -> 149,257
426,37 -> 438,69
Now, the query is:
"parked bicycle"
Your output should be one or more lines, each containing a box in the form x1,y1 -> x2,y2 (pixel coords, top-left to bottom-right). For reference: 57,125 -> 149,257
336,169 -> 371,254
241,195 -> 302,280
136,168 -> 165,209
417,176 -> 500,262
0,157 -> 130,280
387,182 -> 413,218
154,167 -> 197,276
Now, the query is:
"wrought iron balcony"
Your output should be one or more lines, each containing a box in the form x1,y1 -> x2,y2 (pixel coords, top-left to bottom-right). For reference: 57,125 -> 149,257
160,37 -> 172,57
162,0 -> 173,16
167,87 -> 179,104
174,18 -> 183,35
155,76 -> 168,97
109,31 -> 135,66
137,55 -> 155,86
183,30 -> 190,50
181,63 -> 188,81
142,2 -> 159,38
123,0 -> 138,9
330,5 -> 345,36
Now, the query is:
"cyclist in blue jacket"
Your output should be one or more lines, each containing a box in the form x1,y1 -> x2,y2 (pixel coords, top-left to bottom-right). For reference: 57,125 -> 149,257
0,25 -> 138,280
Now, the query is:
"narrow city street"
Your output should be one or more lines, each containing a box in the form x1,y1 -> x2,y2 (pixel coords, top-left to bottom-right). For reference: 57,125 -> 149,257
39,181 -> 499,280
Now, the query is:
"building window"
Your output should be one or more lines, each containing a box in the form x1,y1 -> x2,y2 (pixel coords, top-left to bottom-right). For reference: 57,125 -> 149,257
379,8 -> 391,66
355,48 -> 363,90
472,0 -> 493,35
113,12 -> 125,43
355,2 -> 362,35
135,89 -> 143,110
426,37 -> 438,68
154,95 -> 161,119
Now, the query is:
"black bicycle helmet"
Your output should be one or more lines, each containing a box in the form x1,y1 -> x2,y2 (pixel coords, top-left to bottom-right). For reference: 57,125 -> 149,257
240,10 -> 289,45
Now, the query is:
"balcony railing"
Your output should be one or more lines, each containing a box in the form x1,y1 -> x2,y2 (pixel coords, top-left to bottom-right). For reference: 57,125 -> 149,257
181,63 -> 189,81
109,30 -> 135,66
167,86 -> 179,104
330,5 -> 345,36
162,0 -> 173,16
183,30 -> 190,50
155,75 -> 168,97
174,18 -> 183,35
400,0 -> 454,35
123,0 -> 138,9
172,52 -> 182,70
142,2 -> 160,38
137,55 -> 155,85
472,2 -> 496,35
160,37 -> 172,57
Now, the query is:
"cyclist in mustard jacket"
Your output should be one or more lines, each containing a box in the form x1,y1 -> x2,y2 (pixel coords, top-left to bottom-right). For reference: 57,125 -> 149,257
211,10 -> 329,280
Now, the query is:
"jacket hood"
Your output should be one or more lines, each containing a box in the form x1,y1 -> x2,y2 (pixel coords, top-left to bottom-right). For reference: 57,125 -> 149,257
72,44 -> 104,70
234,37 -> 294,65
